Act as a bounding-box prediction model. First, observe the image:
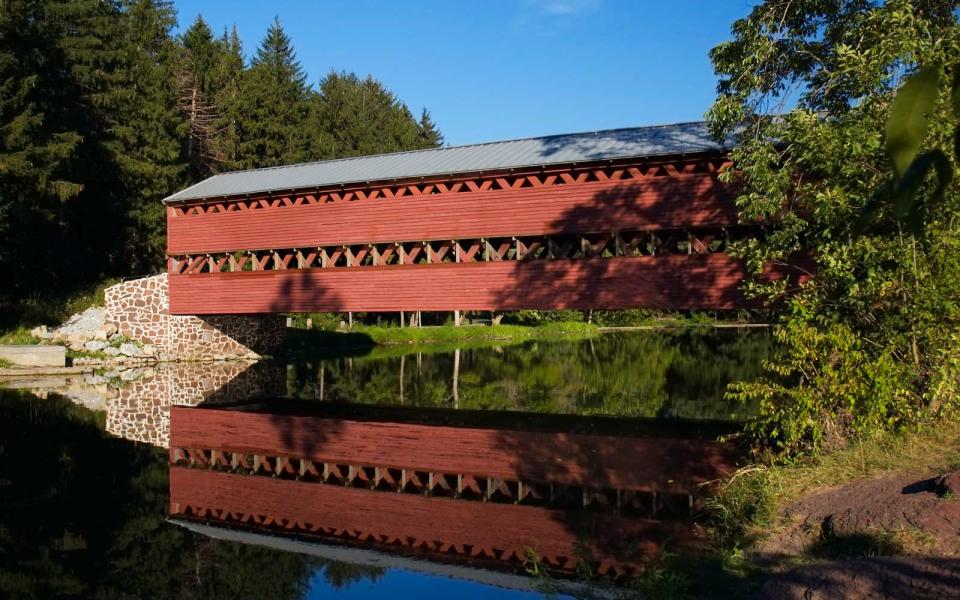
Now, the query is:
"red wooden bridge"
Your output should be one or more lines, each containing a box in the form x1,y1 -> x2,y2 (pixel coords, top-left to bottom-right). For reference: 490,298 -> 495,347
168,405 -> 736,578
163,122 -> 802,315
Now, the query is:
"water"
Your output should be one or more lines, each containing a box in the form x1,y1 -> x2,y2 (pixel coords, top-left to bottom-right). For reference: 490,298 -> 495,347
284,330 -> 774,419
0,329 -> 774,598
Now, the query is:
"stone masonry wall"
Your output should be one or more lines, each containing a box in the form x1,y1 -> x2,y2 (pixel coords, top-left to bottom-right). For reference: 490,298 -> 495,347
106,361 -> 287,447
104,274 -> 286,361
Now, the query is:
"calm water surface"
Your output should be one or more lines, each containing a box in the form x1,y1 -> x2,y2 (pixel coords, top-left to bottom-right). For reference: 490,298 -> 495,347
0,329 -> 774,598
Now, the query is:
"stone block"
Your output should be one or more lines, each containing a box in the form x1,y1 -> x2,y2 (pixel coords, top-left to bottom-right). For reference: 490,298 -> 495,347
84,340 -> 107,352
104,274 -> 286,361
0,345 -> 66,367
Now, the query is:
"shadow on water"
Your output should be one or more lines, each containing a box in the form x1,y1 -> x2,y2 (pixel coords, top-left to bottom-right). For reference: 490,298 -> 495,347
0,389 -> 363,599
156,329 -> 774,588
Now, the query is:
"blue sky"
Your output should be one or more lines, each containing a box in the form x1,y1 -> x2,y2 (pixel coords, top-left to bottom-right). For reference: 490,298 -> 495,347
171,1 -> 755,146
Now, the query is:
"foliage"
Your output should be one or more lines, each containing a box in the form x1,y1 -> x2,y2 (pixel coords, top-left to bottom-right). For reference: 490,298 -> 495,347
708,0 -> 960,457
709,418 -> 960,548
308,72 -> 443,159
0,389 -> 391,598
502,309 -> 585,326
0,4 -> 443,313
356,321 -> 598,345
283,329 -> 775,420
0,278 -> 118,336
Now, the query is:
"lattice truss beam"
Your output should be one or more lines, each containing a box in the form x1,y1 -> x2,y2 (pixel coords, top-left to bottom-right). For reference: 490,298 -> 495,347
170,446 -> 697,520
171,499 -> 638,578
167,156 -> 732,217
169,226 -> 750,275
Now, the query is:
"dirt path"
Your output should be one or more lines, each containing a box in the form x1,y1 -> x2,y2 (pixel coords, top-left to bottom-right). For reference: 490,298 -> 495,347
753,471 -> 960,599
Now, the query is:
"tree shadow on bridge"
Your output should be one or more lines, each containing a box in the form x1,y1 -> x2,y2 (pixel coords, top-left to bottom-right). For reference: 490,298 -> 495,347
480,176 -> 810,572
169,172 -> 813,583
533,121 -> 725,162
265,268 -> 350,458
487,180 -> 736,311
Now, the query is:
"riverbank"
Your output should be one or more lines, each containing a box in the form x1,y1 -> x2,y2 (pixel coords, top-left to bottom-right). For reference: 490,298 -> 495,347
630,421 -> 960,598
278,321 -> 600,359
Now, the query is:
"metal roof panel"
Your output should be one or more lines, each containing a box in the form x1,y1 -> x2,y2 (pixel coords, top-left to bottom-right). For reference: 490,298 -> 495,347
164,121 -> 725,203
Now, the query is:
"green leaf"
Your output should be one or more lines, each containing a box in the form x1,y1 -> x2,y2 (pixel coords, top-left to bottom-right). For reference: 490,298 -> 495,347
928,148 -> 954,204
850,183 -> 890,236
951,68 -> 960,116
891,152 -> 933,218
951,69 -> 960,160
891,150 -> 952,236
886,66 -> 941,177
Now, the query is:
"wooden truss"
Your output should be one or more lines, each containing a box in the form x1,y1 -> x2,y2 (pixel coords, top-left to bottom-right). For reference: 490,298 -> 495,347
170,446 -> 697,520
168,155 -> 733,217
168,226 -> 746,275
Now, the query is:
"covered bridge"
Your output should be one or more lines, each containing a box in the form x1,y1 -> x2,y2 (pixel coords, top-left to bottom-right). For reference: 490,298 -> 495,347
162,121 -> 792,315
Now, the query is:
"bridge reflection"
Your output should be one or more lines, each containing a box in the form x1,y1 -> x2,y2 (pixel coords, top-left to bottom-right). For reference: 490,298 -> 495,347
167,400 -> 738,581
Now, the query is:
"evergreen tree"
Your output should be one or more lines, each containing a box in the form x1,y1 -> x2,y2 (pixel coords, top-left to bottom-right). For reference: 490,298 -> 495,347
109,0 -> 187,272
416,108 -> 443,148
0,3 -> 443,304
0,0 -> 83,293
178,15 -> 222,177
308,72 -> 441,158
210,26 -> 246,171
238,17 -> 309,168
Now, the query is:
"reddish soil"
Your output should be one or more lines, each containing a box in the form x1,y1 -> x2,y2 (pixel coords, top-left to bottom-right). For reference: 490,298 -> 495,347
755,556 -> 960,599
754,471 -> 960,599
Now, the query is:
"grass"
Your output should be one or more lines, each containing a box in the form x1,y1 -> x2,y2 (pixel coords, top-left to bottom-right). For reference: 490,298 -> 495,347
0,278 -> 118,341
0,358 -> 12,368
0,327 -> 40,345
356,321 -> 599,345
279,321 -> 600,358
603,420 -> 960,600
711,419 -> 960,545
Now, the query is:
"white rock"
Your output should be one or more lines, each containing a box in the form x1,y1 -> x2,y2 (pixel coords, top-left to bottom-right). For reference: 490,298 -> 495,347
118,343 -> 142,357
103,347 -> 121,357
119,368 -> 143,381
84,340 -> 107,352
67,332 -> 89,346
141,344 -> 156,356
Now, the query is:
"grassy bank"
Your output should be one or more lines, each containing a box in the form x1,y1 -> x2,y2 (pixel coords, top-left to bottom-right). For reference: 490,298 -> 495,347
356,321 -> 598,345
0,279 -> 117,345
713,419 -> 960,544
279,321 -> 600,358
612,421 -> 960,599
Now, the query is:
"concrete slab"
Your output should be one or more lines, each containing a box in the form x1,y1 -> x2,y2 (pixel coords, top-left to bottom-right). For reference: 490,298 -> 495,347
0,345 -> 66,368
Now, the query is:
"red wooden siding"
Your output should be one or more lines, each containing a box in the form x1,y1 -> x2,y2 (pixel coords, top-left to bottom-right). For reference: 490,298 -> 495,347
168,254 -> 773,314
169,467 -> 680,575
169,407 -> 735,492
167,174 -> 736,255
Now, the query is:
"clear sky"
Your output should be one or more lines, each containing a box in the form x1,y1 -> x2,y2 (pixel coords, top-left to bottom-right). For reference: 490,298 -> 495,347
171,1 -> 755,146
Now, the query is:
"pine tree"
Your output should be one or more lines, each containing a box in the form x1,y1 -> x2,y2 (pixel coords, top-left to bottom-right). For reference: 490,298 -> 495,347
210,26 -> 246,171
178,15 -> 223,177
237,17 -> 309,168
108,0 -> 187,271
0,0 -> 83,293
416,108 -> 443,149
308,72 -> 442,158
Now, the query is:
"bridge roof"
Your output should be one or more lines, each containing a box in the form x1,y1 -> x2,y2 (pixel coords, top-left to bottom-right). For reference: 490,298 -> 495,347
163,120 -> 726,203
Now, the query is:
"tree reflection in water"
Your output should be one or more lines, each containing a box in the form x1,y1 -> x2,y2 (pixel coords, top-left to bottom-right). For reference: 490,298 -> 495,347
284,329 -> 776,419
0,390 -> 382,599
